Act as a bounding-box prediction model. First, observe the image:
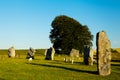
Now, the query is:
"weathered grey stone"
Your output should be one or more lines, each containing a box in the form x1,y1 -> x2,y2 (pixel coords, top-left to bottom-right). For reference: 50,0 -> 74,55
45,47 -> 55,60
70,49 -> 79,58
26,47 -> 36,59
8,46 -> 16,58
96,31 -> 111,76
70,49 -> 79,64
83,45 -> 94,65
89,48 -> 94,65
64,49 -> 79,64
51,47 -> 55,60
84,45 -> 90,65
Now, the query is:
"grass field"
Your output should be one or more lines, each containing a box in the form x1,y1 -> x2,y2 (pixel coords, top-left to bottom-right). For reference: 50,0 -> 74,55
0,49 -> 120,80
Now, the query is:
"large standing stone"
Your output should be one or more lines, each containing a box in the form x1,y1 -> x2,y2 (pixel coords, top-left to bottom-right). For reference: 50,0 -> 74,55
26,47 -> 36,59
96,31 -> 111,76
8,46 -> 16,58
45,47 -> 55,60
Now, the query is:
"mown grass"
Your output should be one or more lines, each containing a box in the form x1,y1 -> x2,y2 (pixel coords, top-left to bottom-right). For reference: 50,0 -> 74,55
0,49 -> 120,80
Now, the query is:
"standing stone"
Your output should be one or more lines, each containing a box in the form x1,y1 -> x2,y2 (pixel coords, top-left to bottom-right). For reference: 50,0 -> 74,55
8,46 -> 16,58
84,45 -> 90,65
69,49 -> 79,64
70,49 -> 79,58
84,45 -> 94,65
45,47 -> 55,60
89,48 -> 94,65
51,47 -> 55,60
96,31 -> 111,76
26,47 -> 36,59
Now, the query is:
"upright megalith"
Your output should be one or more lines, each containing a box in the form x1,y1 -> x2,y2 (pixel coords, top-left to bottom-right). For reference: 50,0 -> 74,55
89,48 -> 94,65
84,45 -> 94,65
70,49 -> 79,58
45,47 -> 55,60
84,45 -> 90,65
96,31 -> 111,76
8,46 -> 16,58
26,47 -> 36,59
69,48 -> 79,64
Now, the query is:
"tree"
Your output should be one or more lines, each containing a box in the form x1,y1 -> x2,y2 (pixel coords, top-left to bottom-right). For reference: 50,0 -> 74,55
49,15 -> 93,55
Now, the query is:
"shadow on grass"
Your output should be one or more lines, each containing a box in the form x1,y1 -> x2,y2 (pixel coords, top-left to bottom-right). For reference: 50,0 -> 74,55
111,60 -> 120,62
0,78 -> 5,80
51,60 -> 86,65
111,63 -> 120,66
27,63 -> 98,75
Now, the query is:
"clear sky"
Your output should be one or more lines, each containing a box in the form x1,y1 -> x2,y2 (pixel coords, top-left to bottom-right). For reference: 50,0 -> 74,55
0,0 -> 120,49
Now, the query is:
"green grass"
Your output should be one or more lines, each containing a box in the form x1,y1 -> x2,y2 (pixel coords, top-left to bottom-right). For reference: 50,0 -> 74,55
0,49 -> 120,80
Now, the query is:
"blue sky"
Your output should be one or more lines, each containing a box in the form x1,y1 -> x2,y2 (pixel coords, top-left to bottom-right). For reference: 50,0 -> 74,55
0,0 -> 120,49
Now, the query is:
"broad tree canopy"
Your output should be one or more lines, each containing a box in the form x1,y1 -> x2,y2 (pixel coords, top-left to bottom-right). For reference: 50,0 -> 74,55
49,15 -> 93,55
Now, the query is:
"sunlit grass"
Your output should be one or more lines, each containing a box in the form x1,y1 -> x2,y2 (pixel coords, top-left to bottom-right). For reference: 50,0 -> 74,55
0,49 -> 120,80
